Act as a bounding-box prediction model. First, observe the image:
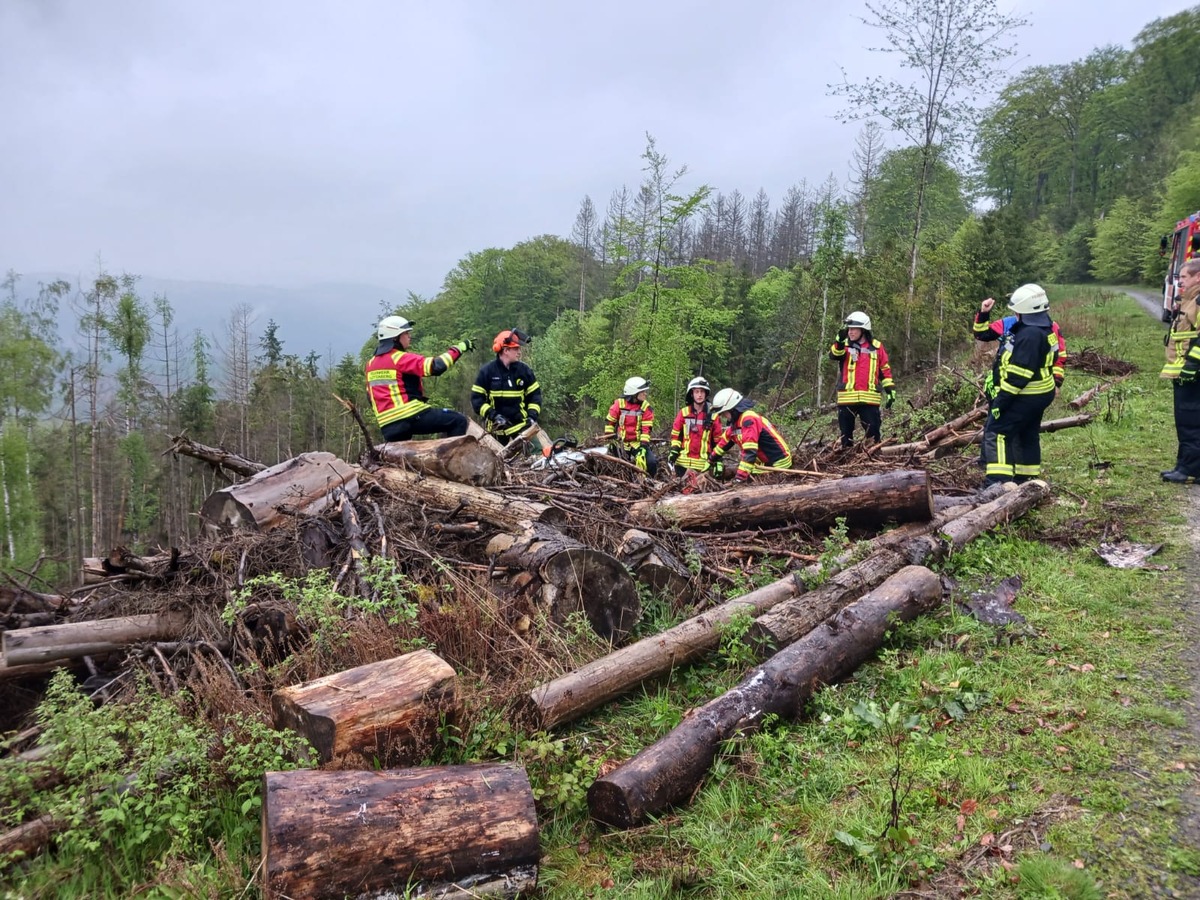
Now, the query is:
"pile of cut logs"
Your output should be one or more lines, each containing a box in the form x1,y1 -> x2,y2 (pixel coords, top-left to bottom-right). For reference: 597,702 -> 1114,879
0,410 -> 1078,898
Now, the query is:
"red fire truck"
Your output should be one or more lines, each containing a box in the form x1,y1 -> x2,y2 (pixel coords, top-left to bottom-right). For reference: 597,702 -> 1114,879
1160,210 -> 1200,322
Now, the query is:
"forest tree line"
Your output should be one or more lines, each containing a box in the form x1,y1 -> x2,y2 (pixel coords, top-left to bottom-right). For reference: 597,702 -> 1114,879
2,4 -> 1198,587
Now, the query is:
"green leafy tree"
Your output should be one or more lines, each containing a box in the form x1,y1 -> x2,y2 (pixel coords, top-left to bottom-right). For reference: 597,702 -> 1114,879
1089,197 -> 1151,282
831,0 -> 1027,366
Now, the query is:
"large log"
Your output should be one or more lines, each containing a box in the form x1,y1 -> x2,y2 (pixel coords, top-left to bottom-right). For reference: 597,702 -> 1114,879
263,764 -> 539,900
372,466 -> 565,530
587,565 -> 943,828
200,451 -> 358,534
527,498 -> 984,730
751,478 -> 1050,651
375,435 -> 504,486
2,612 -> 189,667
629,469 -> 933,531
271,649 -> 459,765
487,524 -> 640,643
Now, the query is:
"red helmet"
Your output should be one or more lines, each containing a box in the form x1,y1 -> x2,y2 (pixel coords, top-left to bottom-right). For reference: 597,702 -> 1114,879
492,328 -> 531,353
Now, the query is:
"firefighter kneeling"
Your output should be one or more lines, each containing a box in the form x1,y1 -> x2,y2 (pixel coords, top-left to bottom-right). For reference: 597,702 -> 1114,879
605,376 -> 658,476
708,388 -> 792,482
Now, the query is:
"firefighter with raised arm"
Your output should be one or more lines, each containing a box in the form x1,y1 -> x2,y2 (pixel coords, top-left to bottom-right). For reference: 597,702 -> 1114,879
708,388 -> 792,482
1161,258 -> 1200,483
981,284 -> 1058,485
830,311 -> 895,448
365,315 -> 474,442
605,376 -> 658,476
471,328 -> 542,446
668,375 -> 721,477
975,295 -> 1067,442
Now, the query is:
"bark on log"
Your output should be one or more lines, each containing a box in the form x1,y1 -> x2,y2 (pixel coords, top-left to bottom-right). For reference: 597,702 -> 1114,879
81,547 -> 186,584
271,649 -> 460,765
587,566 -> 943,828
465,419 -> 508,458
487,524 -> 640,643
0,813 -> 56,867
0,652 -> 62,681
371,466 -> 565,530
2,612 -> 189,667
616,529 -> 694,602
757,481 -> 1050,649
527,500 -> 983,731
629,470 -> 933,531
375,435 -> 504,486
0,585 -> 68,615
200,452 -> 359,535
920,406 -> 988,445
262,764 -> 539,900
167,433 -> 266,477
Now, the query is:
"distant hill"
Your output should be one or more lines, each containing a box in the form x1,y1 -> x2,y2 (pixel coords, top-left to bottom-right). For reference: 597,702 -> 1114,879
15,272 -> 403,367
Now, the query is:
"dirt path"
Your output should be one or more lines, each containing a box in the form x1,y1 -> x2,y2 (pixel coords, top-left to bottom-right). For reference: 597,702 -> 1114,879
1123,285 -> 1166,320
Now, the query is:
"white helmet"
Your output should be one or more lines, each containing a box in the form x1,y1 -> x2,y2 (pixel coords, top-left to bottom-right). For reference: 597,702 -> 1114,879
1008,284 -> 1049,315
712,387 -> 743,414
844,311 -> 872,330
377,315 -> 414,340
623,376 -> 650,397
686,375 -> 710,394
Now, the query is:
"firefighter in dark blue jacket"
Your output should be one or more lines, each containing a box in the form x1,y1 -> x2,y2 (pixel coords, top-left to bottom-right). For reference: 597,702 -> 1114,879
471,329 -> 543,445
981,284 -> 1058,484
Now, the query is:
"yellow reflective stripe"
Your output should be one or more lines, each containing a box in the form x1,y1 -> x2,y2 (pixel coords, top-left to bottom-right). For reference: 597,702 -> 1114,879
1173,330 -> 1199,340
837,390 -> 882,404
1005,363 -> 1034,378
487,389 -> 526,398
1014,464 -> 1040,476
374,397 -> 428,424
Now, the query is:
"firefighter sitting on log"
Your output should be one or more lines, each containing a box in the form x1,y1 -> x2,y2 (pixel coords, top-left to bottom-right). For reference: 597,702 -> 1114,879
605,377 -> 658,476
366,315 -> 474,442
709,388 -> 792,482
471,328 -> 543,446
668,375 -> 721,478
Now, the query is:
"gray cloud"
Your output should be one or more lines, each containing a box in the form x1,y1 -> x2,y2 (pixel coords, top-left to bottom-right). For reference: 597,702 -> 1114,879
0,0 -> 1184,354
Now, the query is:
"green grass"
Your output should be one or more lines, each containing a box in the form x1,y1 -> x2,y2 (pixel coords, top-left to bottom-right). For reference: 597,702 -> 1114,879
5,286 -> 1199,899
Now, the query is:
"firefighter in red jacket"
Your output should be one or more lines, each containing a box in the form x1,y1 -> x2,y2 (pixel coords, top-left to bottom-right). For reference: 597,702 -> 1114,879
365,315 -> 474,441
709,388 -> 792,482
668,375 -> 721,477
830,311 -> 895,447
605,376 -> 657,476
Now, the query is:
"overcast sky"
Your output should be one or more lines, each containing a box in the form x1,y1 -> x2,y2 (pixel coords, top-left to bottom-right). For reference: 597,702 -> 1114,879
1,0 -> 1190,309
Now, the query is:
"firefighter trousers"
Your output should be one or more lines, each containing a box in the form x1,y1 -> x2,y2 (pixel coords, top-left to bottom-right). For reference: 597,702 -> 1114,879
982,393 -> 1053,483
381,407 -> 468,442
838,404 -> 882,447
1173,379 -> 1200,476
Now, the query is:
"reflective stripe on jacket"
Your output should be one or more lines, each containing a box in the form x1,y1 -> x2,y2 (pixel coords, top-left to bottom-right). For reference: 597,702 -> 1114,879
1163,284 -> 1200,379
712,409 -> 792,477
975,312 -> 1067,387
366,345 -> 460,425
670,403 -> 720,470
830,338 -> 894,406
605,398 -> 654,448
470,358 -> 542,435
995,322 -> 1055,398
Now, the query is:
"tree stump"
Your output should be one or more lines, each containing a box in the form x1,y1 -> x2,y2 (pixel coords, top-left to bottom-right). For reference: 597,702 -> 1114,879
616,529 -> 694,602
486,524 -> 640,643
271,649 -> 459,765
262,764 -> 539,900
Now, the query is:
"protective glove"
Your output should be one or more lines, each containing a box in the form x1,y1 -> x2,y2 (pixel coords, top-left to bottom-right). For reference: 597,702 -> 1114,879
710,458 -> 724,478
838,326 -> 849,342
667,448 -> 680,467
491,413 -> 510,429
527,409 -> 539,424
633,446 -> 649,472
454,337 -> 476,354
989,405 -> 1002,422
1180,366 -> 1200,384
884,388 -> 896,409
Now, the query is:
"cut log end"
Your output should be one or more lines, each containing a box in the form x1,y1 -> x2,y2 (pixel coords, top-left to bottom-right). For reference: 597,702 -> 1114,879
543,548 -> 641,644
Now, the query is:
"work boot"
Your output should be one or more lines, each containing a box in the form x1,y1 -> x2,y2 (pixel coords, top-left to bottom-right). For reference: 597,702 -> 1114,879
1162,469 -> 1190,483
